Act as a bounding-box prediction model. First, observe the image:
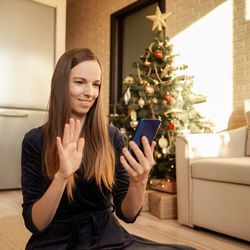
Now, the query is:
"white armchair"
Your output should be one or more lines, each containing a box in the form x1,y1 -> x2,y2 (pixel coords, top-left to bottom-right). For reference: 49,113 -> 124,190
176,126 -> 250,242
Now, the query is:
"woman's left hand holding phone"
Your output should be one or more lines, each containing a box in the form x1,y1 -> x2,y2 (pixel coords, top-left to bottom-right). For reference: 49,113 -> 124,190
120,136 -> 156,185
56,118 -> 85,180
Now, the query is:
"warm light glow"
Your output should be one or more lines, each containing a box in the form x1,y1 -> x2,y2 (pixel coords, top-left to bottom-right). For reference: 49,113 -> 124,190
162,184 -> 165,188
186,131 -> 236,158
246,0 -> 250,20
171,1 -> 233,131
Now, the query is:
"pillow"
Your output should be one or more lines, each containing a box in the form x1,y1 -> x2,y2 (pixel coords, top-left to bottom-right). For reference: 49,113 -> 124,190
244,100 -> 250,156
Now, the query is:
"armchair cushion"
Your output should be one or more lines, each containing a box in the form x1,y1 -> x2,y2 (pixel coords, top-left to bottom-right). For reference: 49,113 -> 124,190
191,157 -> 250,185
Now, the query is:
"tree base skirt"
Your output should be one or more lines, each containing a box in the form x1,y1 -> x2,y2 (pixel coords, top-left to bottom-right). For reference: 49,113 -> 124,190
148,179 -> 177,194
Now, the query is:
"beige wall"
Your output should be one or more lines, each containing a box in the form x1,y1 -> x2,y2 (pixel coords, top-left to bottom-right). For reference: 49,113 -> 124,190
67,0 -> 250,131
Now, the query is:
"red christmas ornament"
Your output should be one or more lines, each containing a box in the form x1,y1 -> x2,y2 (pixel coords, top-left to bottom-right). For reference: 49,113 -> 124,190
168,122 -> 176,130
164,94 -> 172,102
155,50 -> 163,59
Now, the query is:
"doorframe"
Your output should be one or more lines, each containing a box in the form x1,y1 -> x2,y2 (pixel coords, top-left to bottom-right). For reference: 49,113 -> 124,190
109,0 -> 166,113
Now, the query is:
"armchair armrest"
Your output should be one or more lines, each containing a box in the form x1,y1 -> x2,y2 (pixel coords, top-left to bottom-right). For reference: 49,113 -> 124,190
175,126 -> 247,226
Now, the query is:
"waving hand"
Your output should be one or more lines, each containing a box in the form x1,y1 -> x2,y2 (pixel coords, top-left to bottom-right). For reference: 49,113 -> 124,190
56,118 -> 85,179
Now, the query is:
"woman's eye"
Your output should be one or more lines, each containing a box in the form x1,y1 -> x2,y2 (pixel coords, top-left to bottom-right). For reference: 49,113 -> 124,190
93,83 -> 101,87
75,81 -> 83,84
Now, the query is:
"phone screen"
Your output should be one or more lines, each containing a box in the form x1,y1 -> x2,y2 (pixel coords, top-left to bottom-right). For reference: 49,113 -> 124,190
129,118 -> 161,159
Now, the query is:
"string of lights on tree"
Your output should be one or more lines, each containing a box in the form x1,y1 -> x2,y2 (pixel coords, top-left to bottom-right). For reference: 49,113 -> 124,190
109,6 -> 214,187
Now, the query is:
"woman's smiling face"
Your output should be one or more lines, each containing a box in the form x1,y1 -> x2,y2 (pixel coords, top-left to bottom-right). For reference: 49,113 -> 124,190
69,60 -> 101,123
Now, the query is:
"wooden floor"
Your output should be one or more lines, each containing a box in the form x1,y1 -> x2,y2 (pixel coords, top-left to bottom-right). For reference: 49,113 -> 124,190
0,190 -> 249,250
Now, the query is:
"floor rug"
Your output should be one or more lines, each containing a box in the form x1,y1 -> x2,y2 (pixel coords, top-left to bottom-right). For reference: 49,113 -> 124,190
0,215 -> 31,249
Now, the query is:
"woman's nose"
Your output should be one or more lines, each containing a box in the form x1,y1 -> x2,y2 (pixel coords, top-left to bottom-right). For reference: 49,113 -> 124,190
83,83 -> 93,96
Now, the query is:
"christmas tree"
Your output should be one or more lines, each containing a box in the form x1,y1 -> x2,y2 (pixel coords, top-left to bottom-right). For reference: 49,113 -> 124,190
109,6 -> 213,187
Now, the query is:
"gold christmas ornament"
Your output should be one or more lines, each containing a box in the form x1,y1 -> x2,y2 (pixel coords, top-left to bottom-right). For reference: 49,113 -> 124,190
156,152 -> 162,159
138,97 -> 145,108
162,147 -> 168,155
130,120 -> 138,128
146,6 -> 171,31
145,83 -> 154,94
130,109 -> 137,121
109,113 -> 119,118
140,79 -> 148,85
123,76 -> 134,84
153,79 -> 159,85
144,60 -> 151,66
152,98 -> 158,104
159,135 -> 168,148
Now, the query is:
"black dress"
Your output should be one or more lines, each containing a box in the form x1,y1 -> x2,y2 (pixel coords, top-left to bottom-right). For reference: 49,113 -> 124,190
21,125 -> 195,250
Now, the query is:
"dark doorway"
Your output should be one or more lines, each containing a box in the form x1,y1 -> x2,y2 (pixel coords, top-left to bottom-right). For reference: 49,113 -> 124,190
109,0 -> 166,113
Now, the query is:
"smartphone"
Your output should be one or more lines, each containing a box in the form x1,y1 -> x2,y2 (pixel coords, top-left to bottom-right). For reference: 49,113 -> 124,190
129,118 -> 161,160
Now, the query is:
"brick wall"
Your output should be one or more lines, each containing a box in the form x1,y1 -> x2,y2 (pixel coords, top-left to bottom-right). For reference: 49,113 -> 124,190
67,0 -> 250,130
232,0 -> 250,128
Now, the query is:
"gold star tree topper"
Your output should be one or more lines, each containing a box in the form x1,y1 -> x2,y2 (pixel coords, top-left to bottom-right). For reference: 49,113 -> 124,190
146,6 -> 171,31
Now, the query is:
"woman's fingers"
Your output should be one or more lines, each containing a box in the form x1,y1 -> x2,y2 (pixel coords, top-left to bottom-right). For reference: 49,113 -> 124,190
120,155 -> 137,177
151,141 -> 157,152
56,120 -> 84,177
122,146 -> 145,174
56,136 -> 64,156
63,119 -> 82,146
142,137 -> 156,163
121,137 -> 157,182
77,137 -> 85,153
123,146 -> 139,166
73,120 -> 81,142
69,118 -> 75,142
62,123 -> 69,146
128,137 -> 154,166
129,141 -> 145,163
140,136 -> 151,158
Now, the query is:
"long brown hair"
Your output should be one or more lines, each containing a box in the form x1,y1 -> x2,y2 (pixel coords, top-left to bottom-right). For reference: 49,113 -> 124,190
43,48 -> 115,200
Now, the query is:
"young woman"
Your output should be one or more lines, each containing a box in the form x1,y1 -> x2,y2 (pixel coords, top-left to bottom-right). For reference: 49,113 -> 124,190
21,48 -> 195,250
